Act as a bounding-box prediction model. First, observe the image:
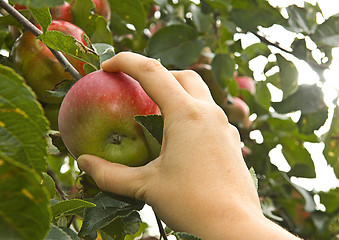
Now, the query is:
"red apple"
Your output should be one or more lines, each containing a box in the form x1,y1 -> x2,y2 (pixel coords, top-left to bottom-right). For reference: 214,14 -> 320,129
58,70 -> 160,166
92,0 -> 111,21
235,76 -> 255,94
11,20 -> 88,103
50,2 -> 73,22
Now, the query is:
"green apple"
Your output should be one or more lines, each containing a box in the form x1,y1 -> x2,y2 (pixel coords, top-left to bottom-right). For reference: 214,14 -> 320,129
58,70 -> 160,166
11,20 -> 88,103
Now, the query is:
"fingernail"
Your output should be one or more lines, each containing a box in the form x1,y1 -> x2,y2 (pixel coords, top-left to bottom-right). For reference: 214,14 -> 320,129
77,155 -> 90,172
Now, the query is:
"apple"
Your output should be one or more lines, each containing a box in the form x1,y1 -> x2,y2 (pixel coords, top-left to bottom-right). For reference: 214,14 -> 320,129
225,97 -> 250,127
11,20 -> 88,103
235,75 -> 255,94
92,0 -> 111,21
50,2 -> 73,22
58,70 -> 160,167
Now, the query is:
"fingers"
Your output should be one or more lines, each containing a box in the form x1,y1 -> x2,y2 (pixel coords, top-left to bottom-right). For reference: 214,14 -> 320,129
77,154 -> 147,200
170,70 -> 213,101
102,52 -> 189,114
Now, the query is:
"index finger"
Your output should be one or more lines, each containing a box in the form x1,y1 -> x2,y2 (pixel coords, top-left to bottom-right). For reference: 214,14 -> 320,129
102,52 -> 189,113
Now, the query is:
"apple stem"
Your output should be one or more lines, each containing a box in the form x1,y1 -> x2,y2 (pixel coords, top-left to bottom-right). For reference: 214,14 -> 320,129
0,0 -> 82,80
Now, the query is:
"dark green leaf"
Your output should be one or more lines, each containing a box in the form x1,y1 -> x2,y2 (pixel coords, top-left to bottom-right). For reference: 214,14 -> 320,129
254,81 -> 271,110
323,106 -> 339,178
298,106 -> 328,134
276,54 -> 299,99
203,0 -> 229,14
319,188 -> 339,213
190,4 -> 214,33
272,84 -> 326,114
313,15 -> 339,47
0,64 -> 48,172
72,0 -> 113,45
135,115 -> 163,159
176,232 -> 201,240
50,199 -> 96,217
211,53 -> 235,89
108,0 -> 146,32
28,6 -> 52,33
0,158 -> 50,240
230,0 -> 286,32
11,0 -> 64,8
79,192 -> 144,236
147,24 -> 205,69
241,43 -> 270,62
92,43 -> 115,66
101,211 -> 142,240
45,224 -> 73,240
42,172 -> 56,199
37,30 -> 100,70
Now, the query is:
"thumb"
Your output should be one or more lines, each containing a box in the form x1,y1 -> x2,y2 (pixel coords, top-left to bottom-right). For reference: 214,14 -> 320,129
77,154 -> 147,200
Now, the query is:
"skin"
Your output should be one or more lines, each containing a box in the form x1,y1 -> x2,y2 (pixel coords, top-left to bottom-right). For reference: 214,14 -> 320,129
77,52 -> 302,240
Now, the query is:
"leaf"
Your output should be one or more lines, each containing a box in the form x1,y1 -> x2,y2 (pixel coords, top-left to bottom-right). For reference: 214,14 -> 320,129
147,24 -> 205,69
135,115 -> 163,159
0,9 -> 31,28
0,158 -> 50,240
72,0 -> 113,45
37,31 -> 100,70
28,6 -> 52,33
108,0 -> 147,32
176,232 -> 201,240
11,0 -> 64,8
45,224 -> 77,240
260,197 -> 284,221
50,199 -> 96,218
249,167 -> 258,190
276,54 -> 299,99
42,172 -> 56,199
202,0 -> 229,14
0,64 -> 48,172
78,192 -> 144,236
323,106 -> 339,178
285,3 -> 320,34
254,81 -> 271,110
318,188 -> 339,213
101,211 -> 142,240
230,0 -> 286,32
272,84 -> 326,114
313,15 -> 339,47
298,106 -> 328,134
211,53 -> 235,89
92,43 -> 115,66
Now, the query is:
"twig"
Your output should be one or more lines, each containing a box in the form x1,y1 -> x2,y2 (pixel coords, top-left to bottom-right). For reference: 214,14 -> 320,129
154,213 -> 168,240
0,0 -> 82,80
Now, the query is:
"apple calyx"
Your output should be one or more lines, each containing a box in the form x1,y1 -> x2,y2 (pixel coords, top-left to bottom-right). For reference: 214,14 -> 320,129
107,133 -> 127,145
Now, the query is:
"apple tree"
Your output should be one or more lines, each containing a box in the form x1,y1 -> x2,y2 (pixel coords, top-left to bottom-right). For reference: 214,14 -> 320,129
0,0 -> 339,239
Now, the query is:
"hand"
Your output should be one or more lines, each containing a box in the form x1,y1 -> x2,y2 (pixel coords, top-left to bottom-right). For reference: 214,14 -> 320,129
77,52 -> 301,240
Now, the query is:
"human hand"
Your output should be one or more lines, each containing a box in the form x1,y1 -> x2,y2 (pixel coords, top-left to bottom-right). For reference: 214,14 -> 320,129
77,52 -> 300,240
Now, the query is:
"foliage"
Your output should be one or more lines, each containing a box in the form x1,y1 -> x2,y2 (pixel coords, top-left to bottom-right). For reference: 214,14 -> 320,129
0,0 -> 339,239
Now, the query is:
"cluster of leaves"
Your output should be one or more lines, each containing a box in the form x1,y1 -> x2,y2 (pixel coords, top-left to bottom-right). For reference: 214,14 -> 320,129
0,0 -> 339,239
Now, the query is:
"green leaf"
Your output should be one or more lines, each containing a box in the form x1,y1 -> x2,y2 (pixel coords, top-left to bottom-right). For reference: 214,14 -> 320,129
0,158 -> 50,240
72,0 -> 113,45
50,199 -> 96,218
176,232 -> 201,240
276,54 -> 299,99
285,3 -> 320,34
28,6 -> 52,33
249,167 -> 258,190
203,0 -> 229,14
319,188 -> 339,213
0,64 -> 48,172
0,9 -> 31,28
230,0 -> 286,32
254,82 -> 271,110
313,15 -> 339,47
323,106 -> 339,178
37,30 -> 100,70
147,24 -> 205,69
135,115 -> 163,159
101,211 -> 142,240
42,172 -> 56,199
298,106 -> 328,134
190,4 -> 214,33
108,0 -> 146,32
79,192 -> 144,236
211,53 -> 235,89
11,0 -> 64,8
272,84 -> 326,114
92,43 -> 115,66
45,224 -> 78,240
